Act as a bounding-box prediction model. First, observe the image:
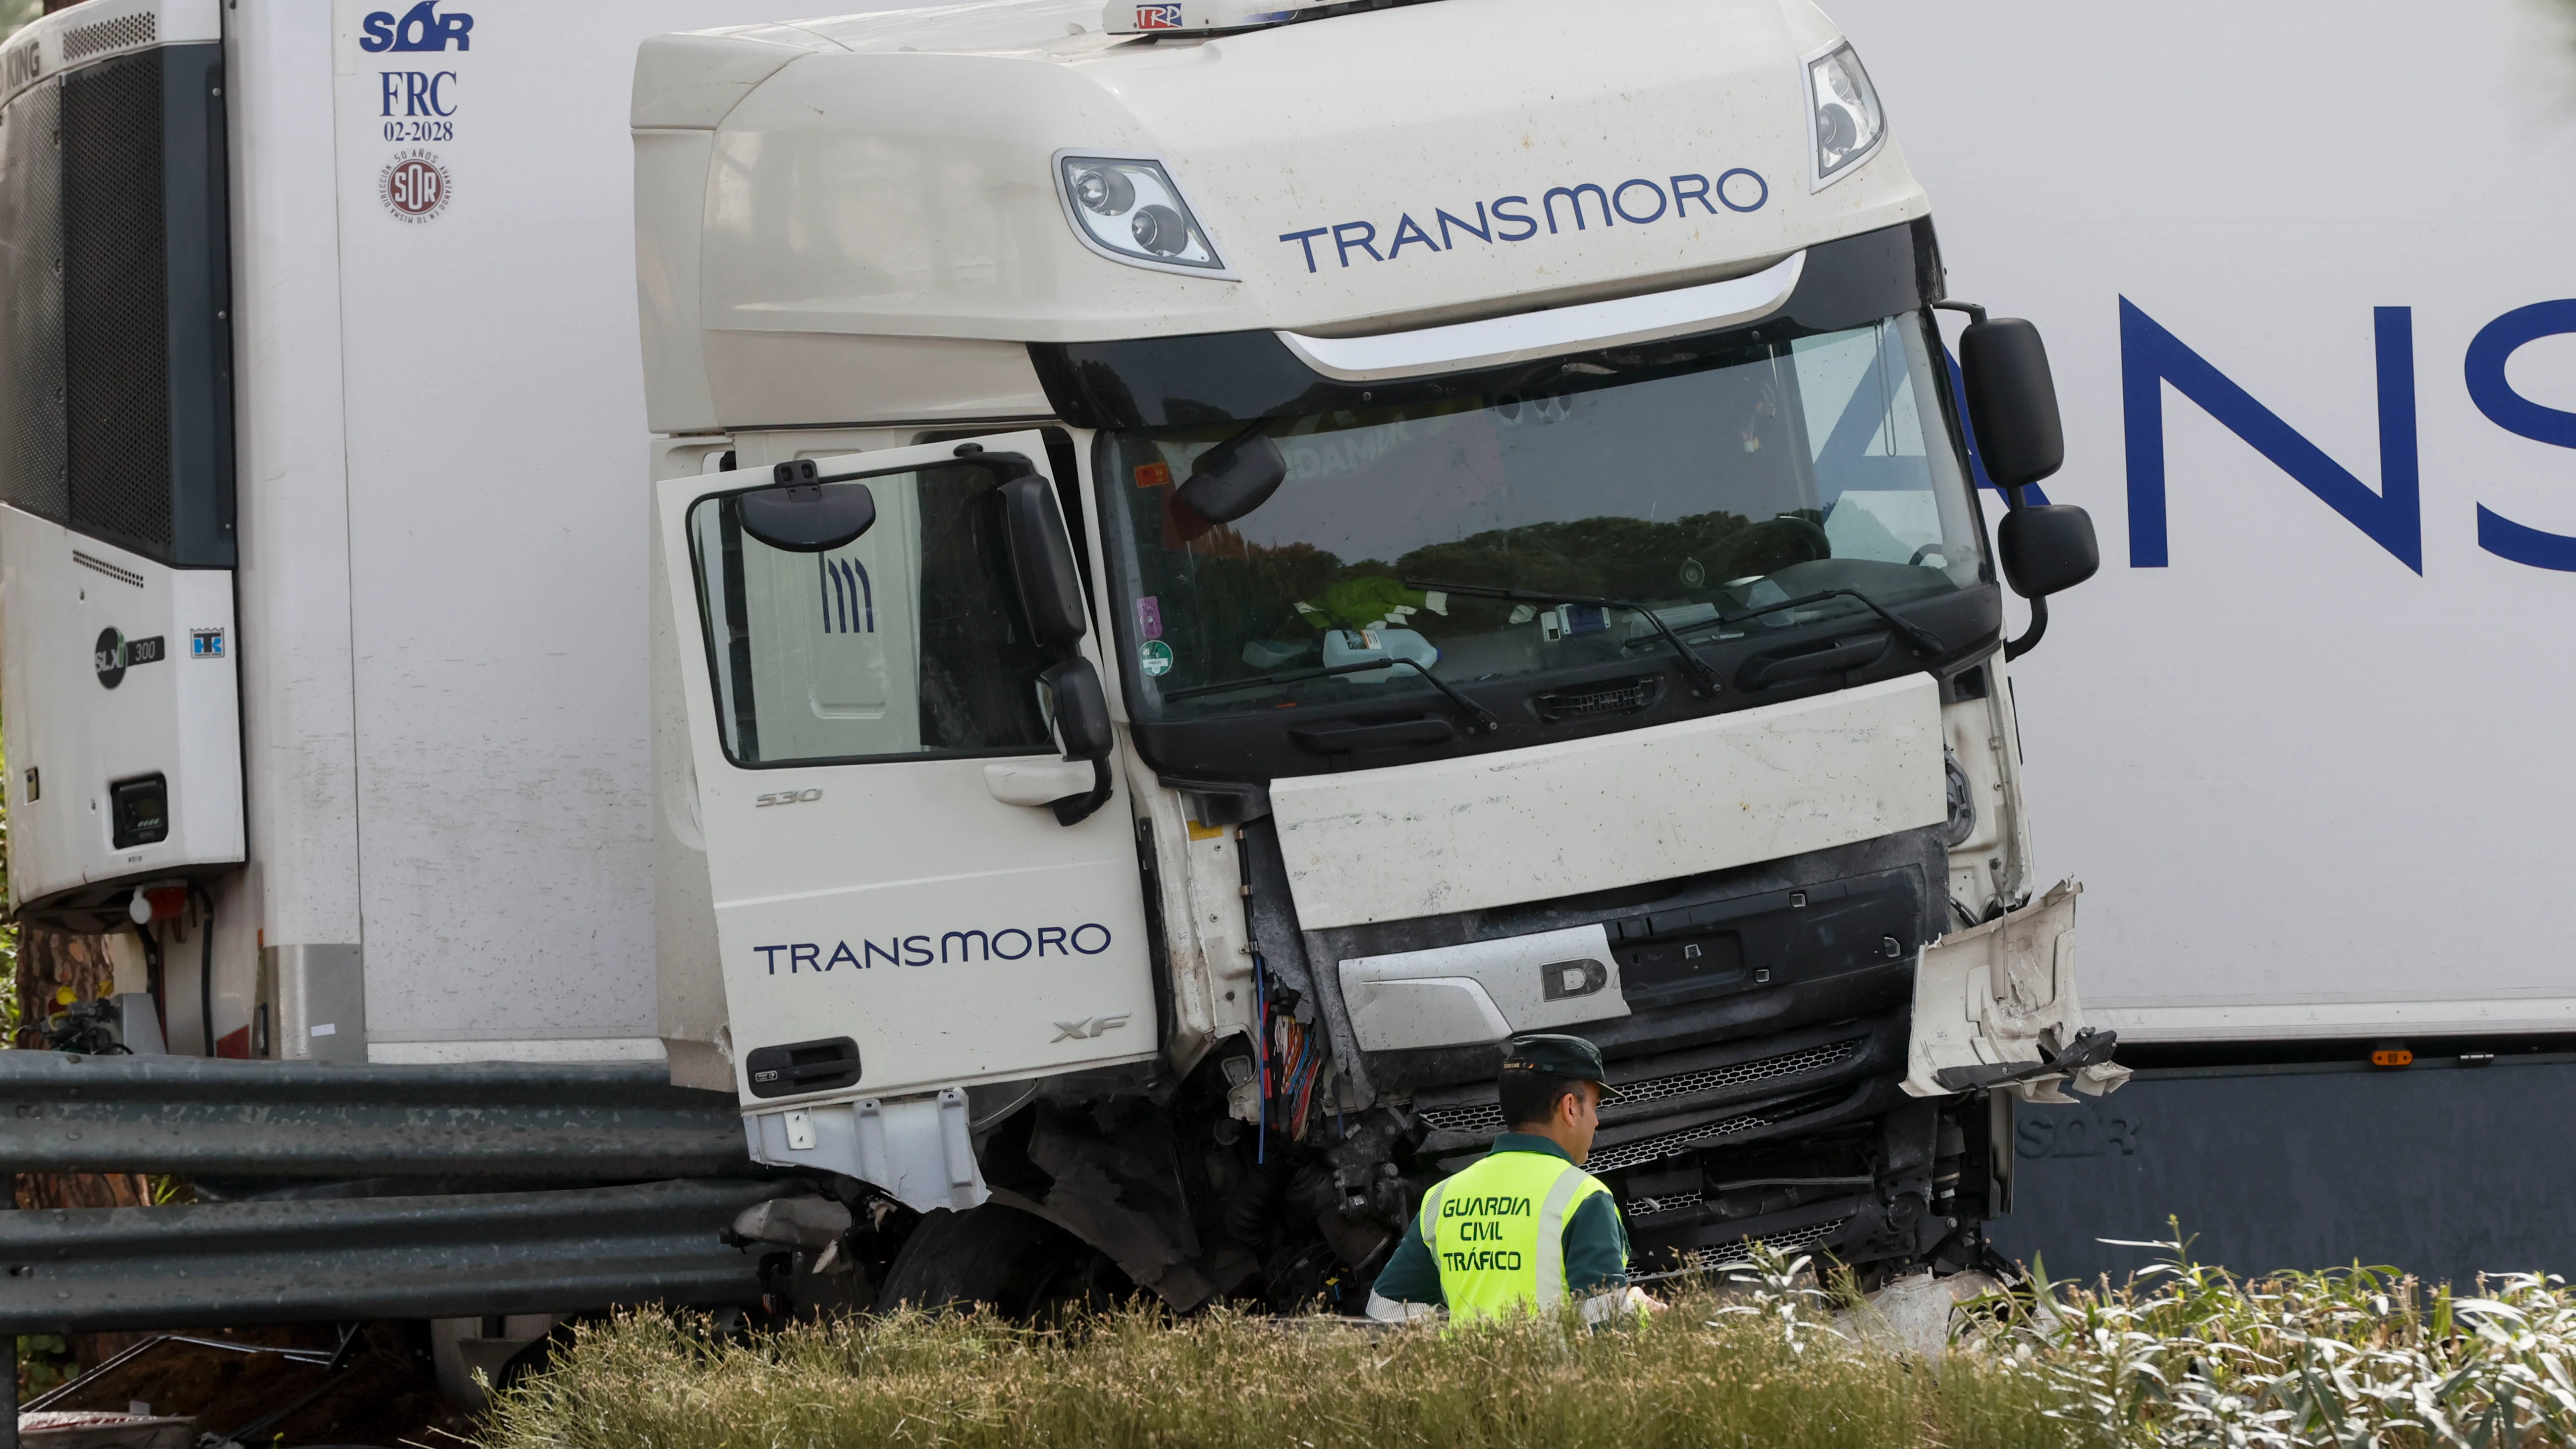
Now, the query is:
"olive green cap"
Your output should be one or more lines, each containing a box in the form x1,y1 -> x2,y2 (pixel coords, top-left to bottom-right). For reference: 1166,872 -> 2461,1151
1500,1032 -> 1623,1101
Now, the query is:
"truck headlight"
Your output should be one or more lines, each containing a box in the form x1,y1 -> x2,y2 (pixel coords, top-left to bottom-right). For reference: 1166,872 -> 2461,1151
1804,41 -> 1885,189
1055,154 -> 1230,275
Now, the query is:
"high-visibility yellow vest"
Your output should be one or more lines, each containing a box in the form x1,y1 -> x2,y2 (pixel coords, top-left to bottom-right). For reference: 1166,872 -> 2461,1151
1420,1148 -> 1613,1322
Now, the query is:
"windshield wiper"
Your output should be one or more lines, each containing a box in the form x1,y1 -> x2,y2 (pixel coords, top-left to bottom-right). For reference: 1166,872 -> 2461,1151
1403,578 -> 1724,699
1162,655 -> 1503,735
1691,588 -> 1947,658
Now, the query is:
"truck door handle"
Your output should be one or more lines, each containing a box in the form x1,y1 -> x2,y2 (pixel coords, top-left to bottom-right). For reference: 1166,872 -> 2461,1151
984,758 -> 1099,807
1734,631 -> 1890,691
1288,716 -> 1458,754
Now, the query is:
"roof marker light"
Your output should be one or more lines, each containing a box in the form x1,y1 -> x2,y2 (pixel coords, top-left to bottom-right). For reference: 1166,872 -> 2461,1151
1054,154 -> 1232,277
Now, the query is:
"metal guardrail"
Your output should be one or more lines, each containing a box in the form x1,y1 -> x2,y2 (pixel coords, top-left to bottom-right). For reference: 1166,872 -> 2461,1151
0,1054 -> 752,1177
0,1178 -> 792,1334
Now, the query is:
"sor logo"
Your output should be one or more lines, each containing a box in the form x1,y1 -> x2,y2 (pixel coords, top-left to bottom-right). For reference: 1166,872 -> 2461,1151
1135,3 -> 1183,28
379,148 -> 452,223
360,1 -> 473,53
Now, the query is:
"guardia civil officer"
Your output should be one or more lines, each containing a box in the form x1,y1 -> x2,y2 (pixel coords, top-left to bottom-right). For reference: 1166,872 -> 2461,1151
1365,1033 -> 1657,1324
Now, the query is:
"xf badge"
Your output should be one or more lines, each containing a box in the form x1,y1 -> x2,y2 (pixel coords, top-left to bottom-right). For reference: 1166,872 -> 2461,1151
1052,1013 -> 1131,1042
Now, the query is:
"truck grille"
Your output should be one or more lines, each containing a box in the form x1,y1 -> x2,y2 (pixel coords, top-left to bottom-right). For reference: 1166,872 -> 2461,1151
1682,1215 -> 1853,1269
1626,1189 -> 1702,1218
1584,1110 -> 1770,1174
1415,1037 -> 1864,1137
1615,1038 -> 1864,1108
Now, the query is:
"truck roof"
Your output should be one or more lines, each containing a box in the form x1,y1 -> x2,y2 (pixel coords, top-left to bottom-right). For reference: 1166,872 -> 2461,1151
656,0 -> 1118,62
634,0 -> 1929,431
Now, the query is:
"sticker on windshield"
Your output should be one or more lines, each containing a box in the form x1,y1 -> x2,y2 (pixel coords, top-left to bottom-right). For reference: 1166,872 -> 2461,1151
1137,596 -> 1164,641
1134,462 -> 1172,489
1139,640 -> 1174,677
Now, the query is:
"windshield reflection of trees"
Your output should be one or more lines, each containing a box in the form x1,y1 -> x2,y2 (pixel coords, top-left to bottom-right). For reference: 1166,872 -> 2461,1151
1168,509 -> 1830,660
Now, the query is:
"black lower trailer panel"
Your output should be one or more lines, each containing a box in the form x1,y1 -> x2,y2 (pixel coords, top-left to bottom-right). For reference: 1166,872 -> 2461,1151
1992,1051 -> 2576,1289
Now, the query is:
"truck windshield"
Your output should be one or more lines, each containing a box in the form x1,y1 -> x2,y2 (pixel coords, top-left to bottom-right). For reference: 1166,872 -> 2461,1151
1100,311 -> 1986,718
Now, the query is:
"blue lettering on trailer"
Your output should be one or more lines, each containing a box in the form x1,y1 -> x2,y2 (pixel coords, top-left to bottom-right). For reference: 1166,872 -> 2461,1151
2464,300 -> 2576,571
378,71 -> 459,118
2122,299 -> 2421,574
2123,296 -> 2576,574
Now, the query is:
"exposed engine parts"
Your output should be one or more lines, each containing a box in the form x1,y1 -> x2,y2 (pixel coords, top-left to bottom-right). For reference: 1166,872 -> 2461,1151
724,831 -> 2052,1318
759,1027 -> 2013,1317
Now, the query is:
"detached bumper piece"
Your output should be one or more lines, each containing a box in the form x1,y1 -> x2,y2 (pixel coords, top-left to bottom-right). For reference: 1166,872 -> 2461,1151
1933,1023 -> 2119,1094
1902,879 -> 2131,1105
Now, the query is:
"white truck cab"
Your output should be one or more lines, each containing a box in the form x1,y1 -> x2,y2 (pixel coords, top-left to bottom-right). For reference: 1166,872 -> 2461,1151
637,0 -> 2122,1305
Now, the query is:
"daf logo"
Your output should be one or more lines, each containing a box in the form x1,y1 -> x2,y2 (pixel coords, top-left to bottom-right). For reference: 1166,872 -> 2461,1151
1051,1013 -> 1130,1042
1539,957 -> 1610,1001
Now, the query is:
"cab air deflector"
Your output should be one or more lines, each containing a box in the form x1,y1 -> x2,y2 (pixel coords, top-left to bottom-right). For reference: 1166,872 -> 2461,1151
1278,251 -> 1803,382
1026,216 -> 1944,431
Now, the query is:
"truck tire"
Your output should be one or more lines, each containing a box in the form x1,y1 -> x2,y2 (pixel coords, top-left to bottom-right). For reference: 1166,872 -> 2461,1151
873,1203 -> 1129,1316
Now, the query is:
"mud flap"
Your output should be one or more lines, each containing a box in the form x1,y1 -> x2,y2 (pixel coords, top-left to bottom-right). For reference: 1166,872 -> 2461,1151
1901,880 -> 2131,1104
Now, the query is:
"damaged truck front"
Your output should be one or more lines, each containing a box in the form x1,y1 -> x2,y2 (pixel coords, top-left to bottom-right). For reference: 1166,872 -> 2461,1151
639,0 -> 2126,1313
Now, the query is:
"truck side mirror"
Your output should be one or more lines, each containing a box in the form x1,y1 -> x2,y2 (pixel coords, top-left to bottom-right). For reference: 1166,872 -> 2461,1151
1173,432 -> 1287,525
1042,657 -> 1114,762
1996,504 -> 2099,598
738,467 -> 876,552
1039,658 -> 1115,826
1958,318 -> 2064,490
999,476 -> 1089,647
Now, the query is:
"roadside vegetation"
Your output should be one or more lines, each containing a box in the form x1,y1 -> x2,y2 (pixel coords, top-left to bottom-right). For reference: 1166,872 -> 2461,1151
479,1236 -> 2576,1449
478,1275 -> 2062,1449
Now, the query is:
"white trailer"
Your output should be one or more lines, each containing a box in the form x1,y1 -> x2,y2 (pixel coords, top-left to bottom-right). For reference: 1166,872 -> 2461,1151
0,0 -> 819,1064
1825,0 -> 2576,1284
0,0 -> 2121,1323
1835,0 -> 2576,1050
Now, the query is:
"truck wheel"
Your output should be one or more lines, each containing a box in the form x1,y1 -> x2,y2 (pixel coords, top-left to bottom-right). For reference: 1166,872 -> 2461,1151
874,1203 -> 1129,1317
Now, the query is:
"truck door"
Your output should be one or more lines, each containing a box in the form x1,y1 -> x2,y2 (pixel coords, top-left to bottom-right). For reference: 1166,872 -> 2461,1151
657,432 -> 1154,1107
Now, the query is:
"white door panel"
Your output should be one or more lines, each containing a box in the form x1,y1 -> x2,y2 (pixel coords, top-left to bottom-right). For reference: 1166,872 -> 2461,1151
657,432 -> 1154,1106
